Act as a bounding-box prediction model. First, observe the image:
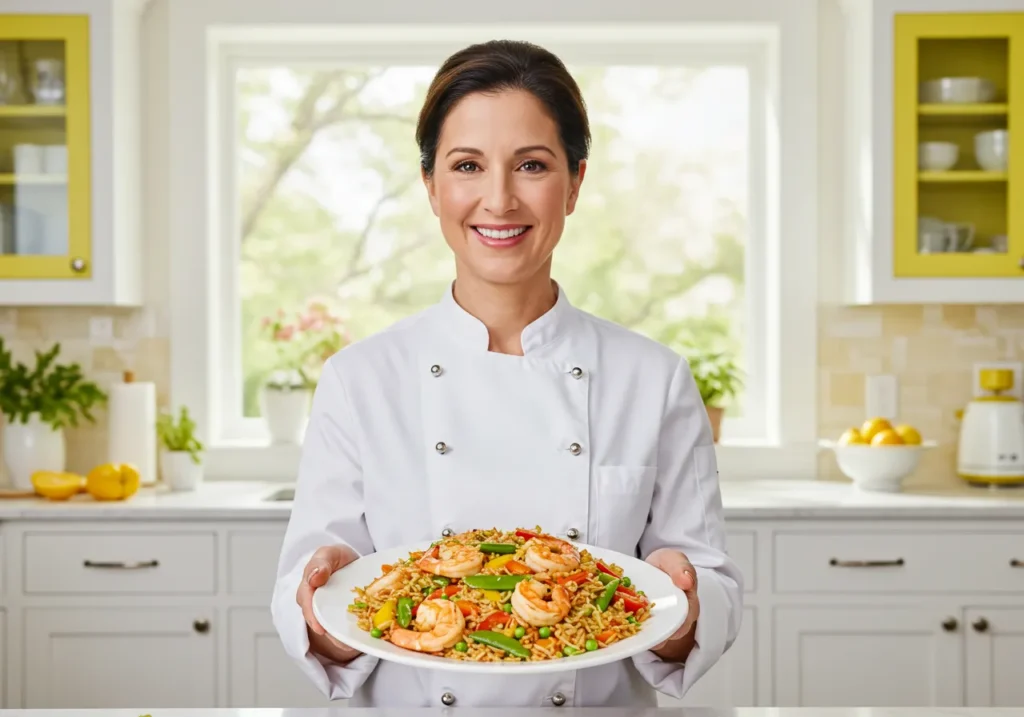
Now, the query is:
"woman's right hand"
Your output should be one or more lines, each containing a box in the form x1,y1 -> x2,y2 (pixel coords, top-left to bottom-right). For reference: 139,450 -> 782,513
297,544 -> 362,663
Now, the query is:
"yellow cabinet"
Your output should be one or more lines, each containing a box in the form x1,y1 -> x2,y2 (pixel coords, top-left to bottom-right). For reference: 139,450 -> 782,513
894,12 -> 1024,279
0,2 -> 145,305
840,0 -> 1024,304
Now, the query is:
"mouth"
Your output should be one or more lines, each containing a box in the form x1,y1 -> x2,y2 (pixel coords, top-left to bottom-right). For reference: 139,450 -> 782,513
472,224 -> 532,248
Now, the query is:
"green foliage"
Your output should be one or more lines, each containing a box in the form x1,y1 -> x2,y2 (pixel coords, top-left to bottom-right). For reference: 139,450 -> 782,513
258,301 -> 349,390
156,405 -> 204,464
686,347 -> 744,408
0,337 -> 107,429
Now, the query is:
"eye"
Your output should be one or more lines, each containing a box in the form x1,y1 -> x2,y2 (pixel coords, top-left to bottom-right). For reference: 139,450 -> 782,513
519,160 -> 547,172
454,160 -> 479,173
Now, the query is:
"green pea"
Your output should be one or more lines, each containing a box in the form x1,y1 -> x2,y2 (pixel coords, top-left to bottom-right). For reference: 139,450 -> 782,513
627,616 -> 638,624
439,594 -> 449,600
563,645 -> 581,656
502,603 -> 513,613
638,591 -> 645,597
370,628 -> 383,638
585,639 -> 599,651
454,641 -> 468,652
538,627 -> 552,639
353,601 -> 367,609
622,577 -> 632,588
514,626 -> 526,639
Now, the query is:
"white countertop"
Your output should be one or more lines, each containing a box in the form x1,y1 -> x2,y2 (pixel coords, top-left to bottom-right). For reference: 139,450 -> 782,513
2,477 -> 1024,520
2,709 -> 1022,717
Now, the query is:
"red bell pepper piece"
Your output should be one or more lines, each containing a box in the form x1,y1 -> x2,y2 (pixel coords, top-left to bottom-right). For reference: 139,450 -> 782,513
478,611 -> 512,631
505,560 -> 534,575
455,600 -> 481,617
555,570 -> 590,586
515,529 -> 540,540
596,561 -> 621,577
427,585 -> 461,600
617,594 -> 648,614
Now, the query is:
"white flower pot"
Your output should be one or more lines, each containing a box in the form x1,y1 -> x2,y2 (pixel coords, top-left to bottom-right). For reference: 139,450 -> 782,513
2,414 -> 65,490
260,386 -> 312,444
160,451 -> 203,492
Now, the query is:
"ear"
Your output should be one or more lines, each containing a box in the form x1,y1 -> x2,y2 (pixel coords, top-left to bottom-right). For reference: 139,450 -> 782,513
565,159 -> 586,216
422,166 -> 440,217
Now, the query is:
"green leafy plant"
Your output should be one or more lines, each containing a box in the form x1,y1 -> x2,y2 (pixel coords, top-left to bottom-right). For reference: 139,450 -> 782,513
0,338 -> 107,429
687,348 -> 743,408
156,405 -> 204,464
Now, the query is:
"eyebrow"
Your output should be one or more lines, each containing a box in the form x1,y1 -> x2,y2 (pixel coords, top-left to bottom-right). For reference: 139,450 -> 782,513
445,145 -> 557,158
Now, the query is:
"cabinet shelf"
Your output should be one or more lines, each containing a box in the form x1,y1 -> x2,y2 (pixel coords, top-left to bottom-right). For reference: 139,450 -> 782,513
0,174 -> 67,186
918,170 -> 1008,183
919,103 -> 1008,116
0,105 -> 66,119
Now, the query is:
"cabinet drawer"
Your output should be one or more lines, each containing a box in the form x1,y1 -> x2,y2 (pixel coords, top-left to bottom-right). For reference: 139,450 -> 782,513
727,531 -> 757,592
774,531 -> 1024,594
228,530 -> 285,595
23,532 -> 216,595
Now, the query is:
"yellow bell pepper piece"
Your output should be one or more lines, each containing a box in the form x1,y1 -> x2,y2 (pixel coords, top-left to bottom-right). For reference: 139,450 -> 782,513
373,599 -> 396,628
482,590 -> 503,603
486,554 -> 515,570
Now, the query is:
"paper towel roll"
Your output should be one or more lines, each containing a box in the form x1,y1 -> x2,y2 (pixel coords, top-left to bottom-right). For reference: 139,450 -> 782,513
107,371 -> 157,486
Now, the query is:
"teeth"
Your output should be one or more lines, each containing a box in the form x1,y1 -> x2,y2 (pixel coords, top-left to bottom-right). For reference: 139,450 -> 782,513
477,227 -> 527,240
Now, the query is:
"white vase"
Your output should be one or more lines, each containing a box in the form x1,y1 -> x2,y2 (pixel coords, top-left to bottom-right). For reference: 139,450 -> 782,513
3,414 -> 66,490
160,451 -> 203,492
260,386 -> 312,444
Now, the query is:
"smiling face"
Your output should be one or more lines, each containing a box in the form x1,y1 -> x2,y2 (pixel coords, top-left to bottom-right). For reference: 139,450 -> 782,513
423,88 -> 586,288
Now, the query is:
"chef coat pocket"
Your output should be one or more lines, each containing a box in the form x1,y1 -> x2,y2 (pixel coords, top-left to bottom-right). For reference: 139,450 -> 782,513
594,466 -> 657,553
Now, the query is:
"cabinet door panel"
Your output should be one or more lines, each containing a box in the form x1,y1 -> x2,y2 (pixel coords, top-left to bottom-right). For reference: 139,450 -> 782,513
965,606 -> 1024,706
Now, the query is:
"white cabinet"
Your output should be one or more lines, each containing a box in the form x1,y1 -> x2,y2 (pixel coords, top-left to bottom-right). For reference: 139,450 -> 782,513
0,609 -> 5,709
774,606 -> 962,706
964,606 -> 1024,706
23,607 -> 216,708
228,607 -> 333,708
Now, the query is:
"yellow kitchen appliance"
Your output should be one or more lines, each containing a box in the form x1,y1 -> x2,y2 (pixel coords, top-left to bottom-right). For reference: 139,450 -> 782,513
957,369 -> 1024,485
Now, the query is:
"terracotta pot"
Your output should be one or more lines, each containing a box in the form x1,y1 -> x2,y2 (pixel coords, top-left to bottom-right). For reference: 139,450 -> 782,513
705,405 -> 724,443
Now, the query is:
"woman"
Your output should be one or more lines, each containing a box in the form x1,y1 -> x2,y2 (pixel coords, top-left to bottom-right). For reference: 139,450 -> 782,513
272,38 -> 743,708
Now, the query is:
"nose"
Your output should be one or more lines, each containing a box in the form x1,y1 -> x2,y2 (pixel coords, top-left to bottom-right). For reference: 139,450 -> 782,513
483,169 -> 517,215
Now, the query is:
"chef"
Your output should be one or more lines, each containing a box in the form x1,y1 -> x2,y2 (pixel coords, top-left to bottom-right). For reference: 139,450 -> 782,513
271,38 -> 743,708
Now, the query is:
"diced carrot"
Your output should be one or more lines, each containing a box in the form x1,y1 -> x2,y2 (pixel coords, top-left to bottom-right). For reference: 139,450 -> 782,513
555,570 -> 590,586
596,629 -> 618,645
505,560 -> 533,575
380,564 -> 393,574
534,637 -> 557,651
455,600 -> 480,617
427,585 -> 461,600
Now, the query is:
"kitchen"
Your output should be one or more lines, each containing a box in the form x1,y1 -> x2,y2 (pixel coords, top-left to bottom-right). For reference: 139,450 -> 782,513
1,0 -> 1023,715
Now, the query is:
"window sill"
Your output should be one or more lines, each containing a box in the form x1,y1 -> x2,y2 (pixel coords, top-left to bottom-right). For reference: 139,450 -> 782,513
201,441 -> 817,482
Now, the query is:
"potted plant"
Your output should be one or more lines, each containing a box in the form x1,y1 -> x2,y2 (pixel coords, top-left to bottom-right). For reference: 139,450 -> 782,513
258,301 -> 348,444
687,348 -> 743,443
156,405 -> 204,491
0,338 -> 107,489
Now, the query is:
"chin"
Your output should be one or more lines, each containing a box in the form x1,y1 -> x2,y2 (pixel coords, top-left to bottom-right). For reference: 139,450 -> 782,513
464,257 -> 543,286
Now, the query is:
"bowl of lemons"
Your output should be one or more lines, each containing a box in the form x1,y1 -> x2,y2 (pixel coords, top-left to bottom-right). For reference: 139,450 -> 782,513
819,418 -> 936,492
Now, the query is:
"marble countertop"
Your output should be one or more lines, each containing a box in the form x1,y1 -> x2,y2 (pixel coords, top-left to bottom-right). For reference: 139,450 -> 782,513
0,708 -> 1019,716
1,477 -> 1024,521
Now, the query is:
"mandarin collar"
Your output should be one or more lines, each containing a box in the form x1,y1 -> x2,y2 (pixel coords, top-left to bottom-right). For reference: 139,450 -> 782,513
436,281 -> 577,354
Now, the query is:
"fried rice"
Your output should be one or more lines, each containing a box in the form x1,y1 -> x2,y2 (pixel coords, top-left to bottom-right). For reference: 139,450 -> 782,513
346,527 -> 654,662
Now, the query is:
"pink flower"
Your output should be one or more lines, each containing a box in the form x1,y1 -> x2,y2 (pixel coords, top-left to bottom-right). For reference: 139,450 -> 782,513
274,325 -> 295,341
261,316 -> 271,328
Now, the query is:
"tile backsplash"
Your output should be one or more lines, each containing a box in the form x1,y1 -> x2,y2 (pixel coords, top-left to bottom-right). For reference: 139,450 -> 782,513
1,303 -> 1022,487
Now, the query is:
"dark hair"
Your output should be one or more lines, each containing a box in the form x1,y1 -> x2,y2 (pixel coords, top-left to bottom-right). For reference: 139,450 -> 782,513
416,39 -> 591,177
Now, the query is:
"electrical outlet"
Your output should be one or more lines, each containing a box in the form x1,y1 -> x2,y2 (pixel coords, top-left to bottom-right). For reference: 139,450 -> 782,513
89,316 -> 114,346
972,361 -> 1024,401
865,374 -> 899,420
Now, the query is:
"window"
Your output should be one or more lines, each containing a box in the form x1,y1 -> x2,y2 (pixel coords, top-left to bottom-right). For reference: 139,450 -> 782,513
183,21 -> 817,480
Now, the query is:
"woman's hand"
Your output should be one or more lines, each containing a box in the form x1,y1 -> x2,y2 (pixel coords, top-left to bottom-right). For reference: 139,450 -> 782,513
296,544 -> 363,664
645,548 -> 700,661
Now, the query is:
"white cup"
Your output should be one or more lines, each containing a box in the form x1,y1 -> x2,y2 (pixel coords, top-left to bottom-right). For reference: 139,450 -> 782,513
975,130 -> 1008,171
13,144 -> 42,175
918,141 -> 958,171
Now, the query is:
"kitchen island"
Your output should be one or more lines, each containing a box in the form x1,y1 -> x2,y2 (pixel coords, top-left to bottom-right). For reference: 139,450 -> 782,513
1,708 -> 1022,716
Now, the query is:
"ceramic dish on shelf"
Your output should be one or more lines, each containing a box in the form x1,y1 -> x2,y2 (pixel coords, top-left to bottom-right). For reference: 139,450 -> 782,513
312,536 -> 688,674
919,77 -> 996,104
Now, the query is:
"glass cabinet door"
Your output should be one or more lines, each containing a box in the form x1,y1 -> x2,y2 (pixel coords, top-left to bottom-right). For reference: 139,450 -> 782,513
0,15 -> 89,280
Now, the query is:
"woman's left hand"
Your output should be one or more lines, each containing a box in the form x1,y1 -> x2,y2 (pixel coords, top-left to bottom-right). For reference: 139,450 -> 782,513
646,548 -> 700,657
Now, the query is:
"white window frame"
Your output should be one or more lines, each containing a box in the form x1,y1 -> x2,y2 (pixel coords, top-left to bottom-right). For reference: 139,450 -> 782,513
171,8 -> 817,482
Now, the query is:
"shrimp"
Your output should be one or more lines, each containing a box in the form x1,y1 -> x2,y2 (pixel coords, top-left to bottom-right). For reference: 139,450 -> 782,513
390,598 -> 466,653
417,543 -> 484,578
523,536 -> 581,574
511,579 -> 572,627
364,566 -> 408,597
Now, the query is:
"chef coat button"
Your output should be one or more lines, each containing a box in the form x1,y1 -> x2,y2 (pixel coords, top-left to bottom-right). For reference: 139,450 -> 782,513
569,442 -> 582,456
435,441 -> 448,454
430,364 -> 443,377
552,692 -> 567,706
566,528 -> 580,540
570,366 -> 583,379
441,528 -> 454,538
441,692 -> 456,706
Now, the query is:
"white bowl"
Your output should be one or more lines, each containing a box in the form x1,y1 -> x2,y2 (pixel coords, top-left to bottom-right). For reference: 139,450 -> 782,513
918,141 -> 959,171
819,439 -> 937,492
975,130 -> 1008,171
920,77 -> 996,104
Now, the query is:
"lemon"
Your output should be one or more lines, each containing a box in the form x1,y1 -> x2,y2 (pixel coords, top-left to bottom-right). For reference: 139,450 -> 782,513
895,424 -> 922,445
837,427 -> 867,445
31,471 -> 86,501
86,463 -> 141,501
861,417 -> 892,443
871,428 -> 904,446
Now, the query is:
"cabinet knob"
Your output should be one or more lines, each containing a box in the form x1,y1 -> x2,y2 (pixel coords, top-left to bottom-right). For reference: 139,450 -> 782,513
972,617 -> 989,633
193,619 -> 210,634
70,257 -> 87,272
1019,257 -> 1024,270
941,617 -> 958,632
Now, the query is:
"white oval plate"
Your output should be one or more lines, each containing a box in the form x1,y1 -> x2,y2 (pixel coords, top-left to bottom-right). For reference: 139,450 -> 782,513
312,541 -> 688,674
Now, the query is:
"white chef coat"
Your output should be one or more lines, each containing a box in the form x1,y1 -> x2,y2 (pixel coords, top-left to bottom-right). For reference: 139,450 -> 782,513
271,282 -> 743,708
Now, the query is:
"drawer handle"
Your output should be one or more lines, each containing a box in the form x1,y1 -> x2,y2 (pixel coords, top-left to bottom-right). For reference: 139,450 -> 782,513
829,558 -> 904,568
1011,559 -> 1023,568
83,559 -> 160,570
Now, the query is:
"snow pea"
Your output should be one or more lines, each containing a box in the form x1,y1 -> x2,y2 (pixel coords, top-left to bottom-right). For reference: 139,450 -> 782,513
478,542 -> 517,554
595,578 -> 620,611
396,597 -> 414,628
463,574 -> 530,591
597,572 -> 617,585
468,630 -> 532,659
